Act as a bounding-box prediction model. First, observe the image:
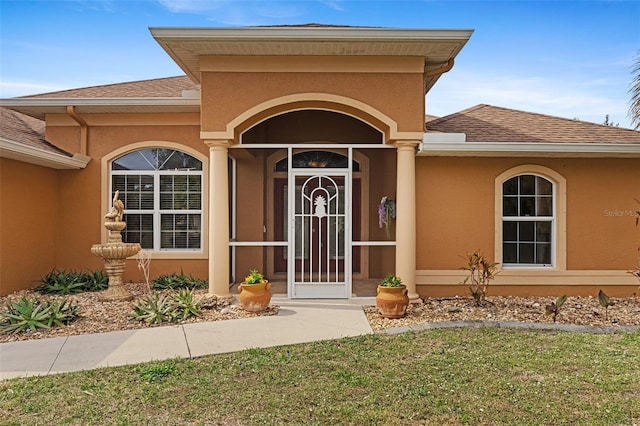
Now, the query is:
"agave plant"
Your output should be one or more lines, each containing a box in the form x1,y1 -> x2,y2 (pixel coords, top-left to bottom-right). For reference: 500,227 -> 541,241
131,293 -> 173,324
47,299 -> 80,327
0,297 -> 52,334
170,288 -> 201,321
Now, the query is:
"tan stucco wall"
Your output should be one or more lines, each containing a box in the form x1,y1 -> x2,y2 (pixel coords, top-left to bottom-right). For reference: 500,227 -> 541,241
416,157 -> 639,270
0,158 -> 58,295
44,117 -> 210,284
415,156 -> 640,297
200,70 -> 425,135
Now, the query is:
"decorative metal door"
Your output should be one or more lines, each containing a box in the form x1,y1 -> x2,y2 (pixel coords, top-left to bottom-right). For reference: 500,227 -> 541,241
288,171 -> 351,298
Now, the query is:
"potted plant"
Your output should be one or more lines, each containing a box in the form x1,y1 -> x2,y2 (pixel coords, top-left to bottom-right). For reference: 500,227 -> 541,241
238,269 -> 272,312
376,274 -> 409,318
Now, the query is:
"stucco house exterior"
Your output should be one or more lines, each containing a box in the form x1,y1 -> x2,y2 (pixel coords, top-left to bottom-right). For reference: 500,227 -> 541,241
1,26 -> 639,299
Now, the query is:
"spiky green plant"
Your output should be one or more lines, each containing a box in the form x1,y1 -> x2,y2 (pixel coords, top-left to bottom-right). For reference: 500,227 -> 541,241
0,297 -> 52,334
152,270 -> 207,290
170,288 -> 201,321
131,293 -> 173,324
47,299 -> 80,327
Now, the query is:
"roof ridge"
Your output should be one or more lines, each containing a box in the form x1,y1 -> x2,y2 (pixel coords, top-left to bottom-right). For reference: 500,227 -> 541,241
478,104 -> 640,132
21,75 -> 192,99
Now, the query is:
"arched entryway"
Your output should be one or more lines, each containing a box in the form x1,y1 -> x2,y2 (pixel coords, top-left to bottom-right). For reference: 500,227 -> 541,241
204,94 -> 419,300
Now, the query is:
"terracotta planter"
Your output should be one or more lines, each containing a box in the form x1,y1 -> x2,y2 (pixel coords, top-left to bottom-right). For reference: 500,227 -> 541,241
376,284 -> 409,318
238,281 -> 272,312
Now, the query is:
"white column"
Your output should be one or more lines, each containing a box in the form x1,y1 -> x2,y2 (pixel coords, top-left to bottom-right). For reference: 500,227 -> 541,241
206,139 -> 232,297
394,140 -> 419,300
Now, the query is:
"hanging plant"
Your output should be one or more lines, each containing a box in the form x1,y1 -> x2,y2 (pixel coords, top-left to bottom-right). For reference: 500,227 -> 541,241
378,196 -> 396,239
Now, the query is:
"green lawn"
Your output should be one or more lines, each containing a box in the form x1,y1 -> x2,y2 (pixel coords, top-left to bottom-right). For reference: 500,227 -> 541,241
1,328 -> 639,425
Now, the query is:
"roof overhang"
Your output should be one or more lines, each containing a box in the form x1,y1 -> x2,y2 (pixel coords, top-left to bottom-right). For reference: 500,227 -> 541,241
0,98 -> 201,120
0,138 -> 91,169
419,135 -> 640,158
150,26 -> 474,93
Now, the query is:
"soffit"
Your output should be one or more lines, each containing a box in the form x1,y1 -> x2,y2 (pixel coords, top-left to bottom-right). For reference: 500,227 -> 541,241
150,27 -> 473,92
0,98 -> 201,120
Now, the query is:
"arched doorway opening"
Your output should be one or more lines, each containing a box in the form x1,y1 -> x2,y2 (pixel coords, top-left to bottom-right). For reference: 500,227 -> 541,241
228,108 -> 397,298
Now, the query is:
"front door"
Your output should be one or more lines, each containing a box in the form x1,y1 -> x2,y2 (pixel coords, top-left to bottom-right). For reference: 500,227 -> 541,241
288,171 -> 351,298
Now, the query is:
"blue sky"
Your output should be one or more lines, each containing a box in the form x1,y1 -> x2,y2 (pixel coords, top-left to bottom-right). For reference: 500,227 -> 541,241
1,0 -> 639,128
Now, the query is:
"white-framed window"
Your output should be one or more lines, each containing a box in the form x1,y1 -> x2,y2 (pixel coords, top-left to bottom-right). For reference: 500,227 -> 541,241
111,148 -> 203,251
502,174 -> 554,267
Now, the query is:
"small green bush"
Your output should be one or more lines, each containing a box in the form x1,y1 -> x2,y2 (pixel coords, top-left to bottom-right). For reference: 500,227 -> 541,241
152,270 -> 207,290
37,269 -> 108,294
0,297 -> 80,335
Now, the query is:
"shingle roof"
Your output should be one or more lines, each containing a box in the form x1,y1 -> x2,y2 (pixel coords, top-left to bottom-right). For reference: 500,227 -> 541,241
427,104 -> 640,144
0,108 -> 71,156
22,76 -> 197,99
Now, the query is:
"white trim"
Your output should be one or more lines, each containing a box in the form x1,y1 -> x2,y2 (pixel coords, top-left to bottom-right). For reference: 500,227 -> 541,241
494,165 -> 567,271
230,143 -> 393,149
150,27 -> 474,41
0,138 -> 91,169
419,141 -> 640,158
0,98 -> 200,120
416,269 -> 638,286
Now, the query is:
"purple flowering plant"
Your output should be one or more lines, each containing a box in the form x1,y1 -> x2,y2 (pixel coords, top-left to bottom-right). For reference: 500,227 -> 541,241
378,196 -> 396,239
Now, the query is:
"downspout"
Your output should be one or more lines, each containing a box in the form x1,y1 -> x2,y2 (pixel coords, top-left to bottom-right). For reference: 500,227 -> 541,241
423,58 -> 455,131
66,105 -> 88,156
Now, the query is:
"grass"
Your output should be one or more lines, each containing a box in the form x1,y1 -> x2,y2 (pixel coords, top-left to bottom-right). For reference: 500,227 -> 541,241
1,328 -> 639,425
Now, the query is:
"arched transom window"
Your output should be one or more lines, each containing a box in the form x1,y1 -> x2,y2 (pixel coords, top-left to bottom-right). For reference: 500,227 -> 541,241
502,174 -> 554,266
111,148 -> 203,251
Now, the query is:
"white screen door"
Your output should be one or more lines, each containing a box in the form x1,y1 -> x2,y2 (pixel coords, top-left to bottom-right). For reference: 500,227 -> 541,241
288,171 -> 351,298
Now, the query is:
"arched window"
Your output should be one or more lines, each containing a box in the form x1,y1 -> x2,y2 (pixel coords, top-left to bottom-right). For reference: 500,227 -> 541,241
275,151 -> 360,171
111,148 -> 203,251
502,174 -> 554,266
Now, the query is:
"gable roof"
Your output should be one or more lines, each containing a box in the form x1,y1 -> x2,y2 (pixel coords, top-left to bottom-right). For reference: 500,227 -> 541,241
0,107 -> 91,168
0,108 -> 69,156
150,26 -> 473,93
427,104 -> 640,144
22,76 -> 197,99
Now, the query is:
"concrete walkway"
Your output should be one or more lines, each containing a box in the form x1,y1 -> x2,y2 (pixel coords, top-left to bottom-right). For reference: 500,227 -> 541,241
3,298 -> 638,381
0,299 -> 375,381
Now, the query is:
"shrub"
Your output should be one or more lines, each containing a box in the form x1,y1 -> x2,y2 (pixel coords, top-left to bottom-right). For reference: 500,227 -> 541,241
37,269 -> 107,294
0,297 -> 80,335
460,251 -> 500,306
131,290 -> 201,325
152,270 -> 207,290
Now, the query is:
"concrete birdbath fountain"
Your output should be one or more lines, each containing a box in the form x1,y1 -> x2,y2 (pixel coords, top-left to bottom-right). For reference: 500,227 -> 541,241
91,190 -> 141,301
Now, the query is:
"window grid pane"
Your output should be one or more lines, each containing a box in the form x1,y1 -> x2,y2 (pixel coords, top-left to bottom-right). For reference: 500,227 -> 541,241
112,149 -> 203,252
502,174 -> 554,266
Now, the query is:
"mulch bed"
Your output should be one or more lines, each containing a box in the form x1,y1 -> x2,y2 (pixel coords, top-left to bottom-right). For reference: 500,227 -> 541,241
1,283 -> 639,343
